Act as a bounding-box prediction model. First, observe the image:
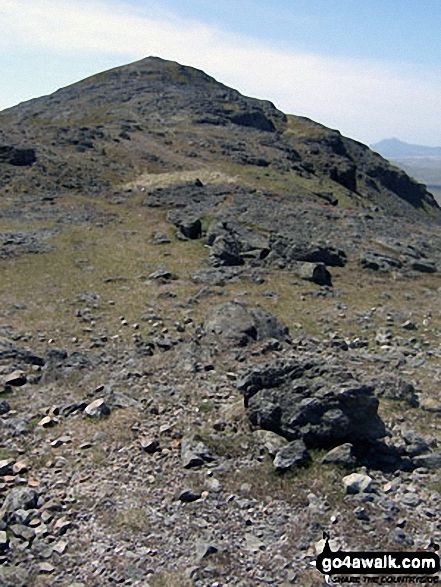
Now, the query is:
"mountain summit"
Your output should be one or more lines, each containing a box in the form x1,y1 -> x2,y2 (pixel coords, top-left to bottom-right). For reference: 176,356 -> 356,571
0,56 -> 437,214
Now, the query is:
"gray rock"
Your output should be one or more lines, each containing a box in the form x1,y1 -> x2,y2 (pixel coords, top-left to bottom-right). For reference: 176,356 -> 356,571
0,488 -> 38,524
0,566 -> 29,587
152,231 -> 171,244
181,436 -> 214,468
84,398 -> 111,418
254,430 -> 288,456
203,301 -> 289,347
10,523 -> 35,541
148,269 -> 177,281
342,473 -> 373,494
298,262 -> 332,286
322,443 -> 356,468
412,452 -> 441,470
273,439 -> 311,471
360,250 -> 402,271
196,538 -> 219,560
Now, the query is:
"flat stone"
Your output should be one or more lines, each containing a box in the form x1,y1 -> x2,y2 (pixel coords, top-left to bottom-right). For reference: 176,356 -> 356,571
254,430 -> 288,456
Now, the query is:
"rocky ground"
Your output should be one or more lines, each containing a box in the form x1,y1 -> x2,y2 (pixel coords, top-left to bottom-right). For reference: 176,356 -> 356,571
1,57 -> 441,587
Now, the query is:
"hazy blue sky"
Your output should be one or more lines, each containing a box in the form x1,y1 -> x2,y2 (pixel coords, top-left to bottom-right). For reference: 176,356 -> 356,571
1,0 -> 441,145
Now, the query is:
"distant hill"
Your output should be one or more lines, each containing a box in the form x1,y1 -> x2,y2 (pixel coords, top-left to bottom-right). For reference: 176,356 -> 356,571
372,138 -> 441,158
371,138 -> 441,204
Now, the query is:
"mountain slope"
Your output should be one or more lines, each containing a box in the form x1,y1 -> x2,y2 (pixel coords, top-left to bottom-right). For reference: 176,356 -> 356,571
0,56 -> 437,215
3,57 -> 441,587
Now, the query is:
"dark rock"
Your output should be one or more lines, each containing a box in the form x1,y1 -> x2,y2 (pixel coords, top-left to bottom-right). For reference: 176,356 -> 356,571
179,217 -> 202,240
0,145 -> 36,167
179,489 -> 202,503
229,110 -> 276,132
374,377 -> 419,407
0,337 -> 44,367
240,358 -> 386,449
411,260 -> 436,273
0,460 -> 14,475
269,234 -> 346,267
0,531 -> 9,553
0,400 -> 10,415
360,249 -> 402,271
273,439 -> 311,471
167,211 -> 202,239
210,235 -> 244,266
203,301 -> 289,347
140,438 -> 160,454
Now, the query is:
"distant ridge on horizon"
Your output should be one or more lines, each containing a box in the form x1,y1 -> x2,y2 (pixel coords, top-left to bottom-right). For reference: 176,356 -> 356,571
372,137 -> 441,158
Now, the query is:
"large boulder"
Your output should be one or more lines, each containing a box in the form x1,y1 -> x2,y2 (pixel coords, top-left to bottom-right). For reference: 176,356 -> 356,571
210,236 -> 244,266
269,234 -> 346,267
238,358 -> 386,449
297,262 -> 332,286
202,302 -> 289,347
